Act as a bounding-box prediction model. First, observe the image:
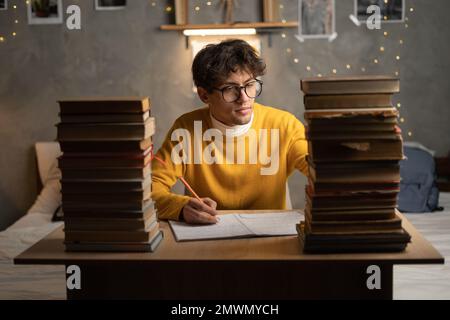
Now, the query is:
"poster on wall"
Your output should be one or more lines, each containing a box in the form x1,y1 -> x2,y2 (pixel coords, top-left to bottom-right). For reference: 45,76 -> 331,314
27,0 -> 63,25
0,0 -> 8,11
296,0 -> 337,42
95,0 -> 127,11
350,0 -> 405,25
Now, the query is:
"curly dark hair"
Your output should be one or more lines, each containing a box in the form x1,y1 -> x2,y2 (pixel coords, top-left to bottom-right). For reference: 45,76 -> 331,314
192,39 -> 266,92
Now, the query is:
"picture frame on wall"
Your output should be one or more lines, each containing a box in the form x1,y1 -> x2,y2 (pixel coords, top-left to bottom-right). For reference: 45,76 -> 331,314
0,0 -> 8,11
95,0 -> 127,11
296,0 -> 337,42
354,0 -> 405,24
27,0 -> 63,25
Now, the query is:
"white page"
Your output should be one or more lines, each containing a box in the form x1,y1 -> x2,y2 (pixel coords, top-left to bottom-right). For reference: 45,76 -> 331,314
169,214 -> 251,241
235,211 -> 304,236
169,211 -> 304,242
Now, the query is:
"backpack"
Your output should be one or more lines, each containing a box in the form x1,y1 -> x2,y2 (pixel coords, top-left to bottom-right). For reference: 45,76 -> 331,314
398,143 -> 441,213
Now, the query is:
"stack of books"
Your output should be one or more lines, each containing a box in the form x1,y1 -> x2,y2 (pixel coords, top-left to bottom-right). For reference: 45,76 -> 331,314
57,97 -> 163,252
297,76 -> 411,253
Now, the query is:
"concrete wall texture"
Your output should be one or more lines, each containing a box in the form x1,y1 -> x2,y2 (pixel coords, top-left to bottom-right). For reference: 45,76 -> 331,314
1,0 -> 449,229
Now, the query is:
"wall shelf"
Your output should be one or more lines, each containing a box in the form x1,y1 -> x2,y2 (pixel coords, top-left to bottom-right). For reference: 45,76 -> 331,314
160,21 -> 298,48
160,21 -> 298,31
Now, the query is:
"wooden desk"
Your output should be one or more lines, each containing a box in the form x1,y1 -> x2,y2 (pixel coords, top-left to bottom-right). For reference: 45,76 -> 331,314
14,210 -> 444,300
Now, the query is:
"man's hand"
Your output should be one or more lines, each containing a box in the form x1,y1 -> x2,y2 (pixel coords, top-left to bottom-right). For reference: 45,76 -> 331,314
181,197 -> 218,224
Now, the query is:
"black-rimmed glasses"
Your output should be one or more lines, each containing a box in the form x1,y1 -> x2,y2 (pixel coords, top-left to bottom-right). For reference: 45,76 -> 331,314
212,79 -> 263,103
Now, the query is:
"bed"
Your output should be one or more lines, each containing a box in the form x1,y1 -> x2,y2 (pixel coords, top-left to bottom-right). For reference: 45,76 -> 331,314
0,142 -> 449,300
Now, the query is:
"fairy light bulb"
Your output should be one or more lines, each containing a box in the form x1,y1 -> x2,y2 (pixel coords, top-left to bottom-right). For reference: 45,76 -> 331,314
306,66 -> 311,71
294,58 -> 299,63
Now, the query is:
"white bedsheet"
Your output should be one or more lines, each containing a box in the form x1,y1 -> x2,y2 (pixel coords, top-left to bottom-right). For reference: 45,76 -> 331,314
1,194 -> 449,300
394,192 -> 450,300
0,213 -> 65,300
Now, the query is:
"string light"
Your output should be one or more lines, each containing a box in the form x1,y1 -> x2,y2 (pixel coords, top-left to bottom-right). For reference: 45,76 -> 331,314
293,58 -> 299,63
332,68 -> 337,74
279,4 -> 284,9
408,132 -> 412,137
306,66 -> 311,71
400,118 -> 405,123
0,36 -> 5,43
15,20 -> 19,24
165,6 -> 172,13
12,32 -> 16,37
380,46 -> 385,52
151,2 -> 156,7
286,48 -> 291,53
317,74 -> 322,77
396,55 -> 400,60
207,1 -> 212,5
281,19 -> 286,23
361,67 -> 366,72
397,103 -> 401,108
374,58 -> 379,64
281,33 -> 286,38
195,6 -> 200,12
410,7 -> 414,12
405,23 -> 408,28
346,64 -> 351,69
399,39 -> 404,45
395,71 -> 399,76
384,31 -> 388,36
13,5 -> 17,9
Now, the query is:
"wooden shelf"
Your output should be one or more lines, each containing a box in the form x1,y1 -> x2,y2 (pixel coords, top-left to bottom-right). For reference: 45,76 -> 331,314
160,21 -> 298,31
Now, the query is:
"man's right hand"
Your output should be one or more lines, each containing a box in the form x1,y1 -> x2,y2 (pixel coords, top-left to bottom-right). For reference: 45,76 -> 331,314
181,197 -> 218,224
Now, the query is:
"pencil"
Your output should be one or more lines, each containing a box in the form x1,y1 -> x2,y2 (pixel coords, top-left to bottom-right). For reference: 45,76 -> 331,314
153,154 -> 204,203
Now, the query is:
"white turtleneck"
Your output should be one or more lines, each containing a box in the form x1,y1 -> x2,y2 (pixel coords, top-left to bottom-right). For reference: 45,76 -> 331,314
209,110 -> 254,137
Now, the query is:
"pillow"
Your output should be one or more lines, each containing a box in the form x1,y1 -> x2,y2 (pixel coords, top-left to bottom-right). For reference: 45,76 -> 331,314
27,142 -> 62,217
35,142 -> 62,186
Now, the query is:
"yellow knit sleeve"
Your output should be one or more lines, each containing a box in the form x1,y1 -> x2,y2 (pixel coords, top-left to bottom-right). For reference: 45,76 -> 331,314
151,121 -> 191,221
286,115 -> 309,177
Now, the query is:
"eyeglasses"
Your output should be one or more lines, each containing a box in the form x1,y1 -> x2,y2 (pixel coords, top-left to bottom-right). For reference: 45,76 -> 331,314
213,79 -> 263,103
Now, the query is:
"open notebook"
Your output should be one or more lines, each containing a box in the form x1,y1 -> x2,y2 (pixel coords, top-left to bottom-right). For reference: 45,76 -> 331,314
169,211 -> 303,242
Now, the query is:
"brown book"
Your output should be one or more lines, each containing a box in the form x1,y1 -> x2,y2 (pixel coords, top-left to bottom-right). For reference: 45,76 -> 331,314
304,107 -> 398,119
304,93 -> 393,109
64,230 -> 163,252
298,223 -> 409,253
300,76 -> 400,95
58,97 -> 150,114
307,122 -> 397,133
59,138 -> 152,153
61,176 -> 151,193
57,117 -> 155,141
309,180 -> 400,194
62,201 -> 155,219
308,159 -> 400,183
305,206 -> 396,221
61,164 -> 151,179
306,189 -> 398,210
62,186 -> 151,203
62,198 -> 152,211
58,149 -> 152,168
306,130 -> 401,141
307,138 -> 403,162
64,221 -> 160,243
306,114 -> 398,126
64,212 -> 157,232
59,111 -> 150,124
305,211 -> 402,233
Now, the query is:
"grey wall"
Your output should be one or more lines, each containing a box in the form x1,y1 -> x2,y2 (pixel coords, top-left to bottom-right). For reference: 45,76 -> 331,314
1,0 -> 450,230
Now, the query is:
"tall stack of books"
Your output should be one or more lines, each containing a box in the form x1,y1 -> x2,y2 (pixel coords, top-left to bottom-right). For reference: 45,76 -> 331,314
57,97 -> 163,252
297,76 -> 411,253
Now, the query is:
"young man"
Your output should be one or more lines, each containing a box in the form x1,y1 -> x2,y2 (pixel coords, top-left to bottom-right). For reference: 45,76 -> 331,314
152,39 -> 308,224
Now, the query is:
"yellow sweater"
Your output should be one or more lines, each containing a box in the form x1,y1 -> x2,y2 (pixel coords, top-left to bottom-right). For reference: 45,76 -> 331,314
152,103 -> 308,221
